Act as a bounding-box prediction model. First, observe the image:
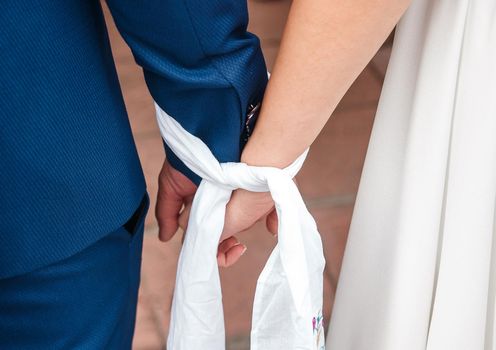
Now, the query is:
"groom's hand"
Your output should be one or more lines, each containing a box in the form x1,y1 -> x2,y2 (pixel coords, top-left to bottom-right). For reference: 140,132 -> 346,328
156,160 -> 197,242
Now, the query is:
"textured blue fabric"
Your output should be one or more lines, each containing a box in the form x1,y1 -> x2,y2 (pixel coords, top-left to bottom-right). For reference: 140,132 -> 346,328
105,0 -> 268,183
0,195 -> 147,349
0,0 -> 267,278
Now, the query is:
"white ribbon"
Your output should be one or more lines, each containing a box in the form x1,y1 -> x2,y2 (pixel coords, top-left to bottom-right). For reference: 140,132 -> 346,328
156,104 -> 326,350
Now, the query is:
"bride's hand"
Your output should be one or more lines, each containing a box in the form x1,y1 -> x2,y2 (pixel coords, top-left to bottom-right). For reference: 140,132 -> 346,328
222,189 -> 277,241
177,189 -> 277,268
218,189 -> 278,267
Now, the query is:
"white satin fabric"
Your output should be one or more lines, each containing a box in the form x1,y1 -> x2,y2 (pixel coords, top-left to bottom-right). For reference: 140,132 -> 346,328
327,1 -> 496,349
155,105 -> 326,349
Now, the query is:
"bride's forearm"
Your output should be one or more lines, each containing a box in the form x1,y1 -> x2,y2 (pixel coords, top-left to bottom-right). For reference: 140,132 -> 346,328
242,0 -> 411,167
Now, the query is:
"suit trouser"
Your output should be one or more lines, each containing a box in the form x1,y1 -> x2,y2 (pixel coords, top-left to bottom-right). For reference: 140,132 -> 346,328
0,194 -> 149,349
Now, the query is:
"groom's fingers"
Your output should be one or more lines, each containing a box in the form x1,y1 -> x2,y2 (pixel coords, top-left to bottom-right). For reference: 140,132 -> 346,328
266,208 -> 278,235
178,200 -> 192,231
156,160 -> 197,242
156,185 -> 183,242
178,194 -> 194,230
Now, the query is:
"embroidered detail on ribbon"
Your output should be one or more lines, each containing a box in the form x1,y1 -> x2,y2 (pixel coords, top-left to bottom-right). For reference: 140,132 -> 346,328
313,310 -> 325,349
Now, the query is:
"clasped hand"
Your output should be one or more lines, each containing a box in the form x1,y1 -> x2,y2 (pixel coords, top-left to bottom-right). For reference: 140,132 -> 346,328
155,160 -> 278,267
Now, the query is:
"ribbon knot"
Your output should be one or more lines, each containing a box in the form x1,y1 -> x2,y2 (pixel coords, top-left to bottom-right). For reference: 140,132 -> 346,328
220,162 -> 304,195
154,103 -> 308,191
155,104 -> 325,350
218,162 -> 270,192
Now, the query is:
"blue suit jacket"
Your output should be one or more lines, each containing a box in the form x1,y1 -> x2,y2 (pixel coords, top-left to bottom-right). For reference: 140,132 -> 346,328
0,0 -> 267,278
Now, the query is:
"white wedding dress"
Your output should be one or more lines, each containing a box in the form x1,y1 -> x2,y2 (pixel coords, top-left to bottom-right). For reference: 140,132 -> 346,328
326,0 -> 496,349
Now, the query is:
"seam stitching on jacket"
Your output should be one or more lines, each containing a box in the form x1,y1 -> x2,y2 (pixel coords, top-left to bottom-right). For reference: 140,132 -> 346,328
181,0 -> 247,125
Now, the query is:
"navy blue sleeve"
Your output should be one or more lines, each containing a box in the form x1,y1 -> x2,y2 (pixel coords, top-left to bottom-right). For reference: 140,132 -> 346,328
105,0 -> 268,184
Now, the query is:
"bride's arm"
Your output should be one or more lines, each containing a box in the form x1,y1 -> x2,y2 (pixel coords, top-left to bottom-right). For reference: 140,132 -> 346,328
220,0 -> 412,263
242,0 -> 411,167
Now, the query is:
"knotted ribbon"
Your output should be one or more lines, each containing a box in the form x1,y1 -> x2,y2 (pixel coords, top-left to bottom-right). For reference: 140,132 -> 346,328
156,104 -> 326,350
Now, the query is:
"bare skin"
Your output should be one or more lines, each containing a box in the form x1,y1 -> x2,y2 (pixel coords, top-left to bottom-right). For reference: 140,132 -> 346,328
157,0 -> 412,267
223,0 -> 412,242
156,161 -> 249,267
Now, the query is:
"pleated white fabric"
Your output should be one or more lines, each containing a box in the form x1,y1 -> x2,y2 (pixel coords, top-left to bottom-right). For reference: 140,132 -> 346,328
327,1 -> 496,349
155,105 -> 326,349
